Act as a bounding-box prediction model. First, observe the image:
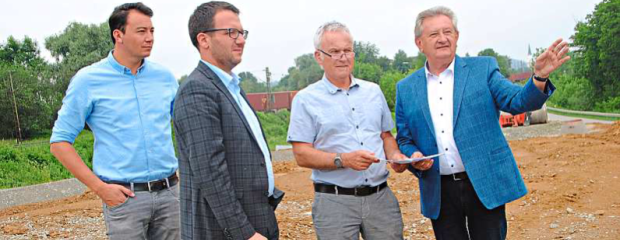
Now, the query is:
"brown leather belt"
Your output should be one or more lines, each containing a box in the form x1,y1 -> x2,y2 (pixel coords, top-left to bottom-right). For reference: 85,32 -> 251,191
107,173 -> 178,192
314,181 -> 388,197
441,172 -> 468,181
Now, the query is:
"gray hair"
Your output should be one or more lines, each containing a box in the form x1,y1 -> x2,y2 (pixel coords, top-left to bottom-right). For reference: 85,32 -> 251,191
313,21 -> 353,49
414,6 -> 458,38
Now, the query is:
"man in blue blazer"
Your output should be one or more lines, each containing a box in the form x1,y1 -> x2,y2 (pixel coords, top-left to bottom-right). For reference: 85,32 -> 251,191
393,6 -> 570,240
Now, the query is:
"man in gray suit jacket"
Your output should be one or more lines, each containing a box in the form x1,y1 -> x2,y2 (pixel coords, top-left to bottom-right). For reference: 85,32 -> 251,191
173,2 -> 284,240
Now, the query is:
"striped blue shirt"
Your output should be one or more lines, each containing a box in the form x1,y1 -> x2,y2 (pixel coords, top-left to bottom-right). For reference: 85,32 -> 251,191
51,51 -> 178,183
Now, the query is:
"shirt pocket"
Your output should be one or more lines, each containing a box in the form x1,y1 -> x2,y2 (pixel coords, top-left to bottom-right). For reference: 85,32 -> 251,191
317,105 -> 349,136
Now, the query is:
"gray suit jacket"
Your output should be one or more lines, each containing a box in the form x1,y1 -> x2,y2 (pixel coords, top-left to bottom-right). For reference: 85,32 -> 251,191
173,61 -> 284,240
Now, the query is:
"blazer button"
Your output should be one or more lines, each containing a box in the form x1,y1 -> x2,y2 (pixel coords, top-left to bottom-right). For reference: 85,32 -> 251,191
264,192 -> 269,196
260,162 -> 265,166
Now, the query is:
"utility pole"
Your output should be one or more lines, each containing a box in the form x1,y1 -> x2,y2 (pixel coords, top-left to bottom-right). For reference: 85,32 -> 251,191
265,67 -> 273,111
8,71 -> 22,143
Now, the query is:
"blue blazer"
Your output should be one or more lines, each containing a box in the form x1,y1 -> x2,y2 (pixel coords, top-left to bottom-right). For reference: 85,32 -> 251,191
395,56 -> 554,219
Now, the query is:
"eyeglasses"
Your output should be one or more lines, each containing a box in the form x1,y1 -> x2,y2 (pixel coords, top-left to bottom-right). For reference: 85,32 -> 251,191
203,28 -> 249,40
317,49 -> 355,60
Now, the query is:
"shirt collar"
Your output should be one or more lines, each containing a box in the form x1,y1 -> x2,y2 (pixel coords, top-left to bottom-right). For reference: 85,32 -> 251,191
107,51 -> 147,75
424,57 -> 456,78
322,75 -> 360,94
200,60 -> 240,88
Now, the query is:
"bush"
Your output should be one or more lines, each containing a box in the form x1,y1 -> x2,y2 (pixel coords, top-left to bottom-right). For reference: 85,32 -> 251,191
256,110 -> 290,150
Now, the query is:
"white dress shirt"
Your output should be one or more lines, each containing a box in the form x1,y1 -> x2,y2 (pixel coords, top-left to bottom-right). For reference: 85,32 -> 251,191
425,59 -> 466,175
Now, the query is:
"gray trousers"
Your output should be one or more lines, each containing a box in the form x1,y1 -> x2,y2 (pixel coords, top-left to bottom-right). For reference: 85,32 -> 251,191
102,183 -> 180,240
312,186 -> 404,240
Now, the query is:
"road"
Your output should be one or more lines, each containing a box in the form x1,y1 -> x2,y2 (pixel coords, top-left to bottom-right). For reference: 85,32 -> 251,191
547,113 -> 615,124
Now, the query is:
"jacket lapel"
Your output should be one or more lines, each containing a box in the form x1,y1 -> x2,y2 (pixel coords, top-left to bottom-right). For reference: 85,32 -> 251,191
195,62 -> 260,145
452,56 -> 470,129
415,71 -> 436,139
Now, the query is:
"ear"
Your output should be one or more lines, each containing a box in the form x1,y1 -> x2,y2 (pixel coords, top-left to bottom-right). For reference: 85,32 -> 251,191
415,37 -> 423,53
197,32 -> 210,51
314,50 -> 324,67
113,29 -> 124,44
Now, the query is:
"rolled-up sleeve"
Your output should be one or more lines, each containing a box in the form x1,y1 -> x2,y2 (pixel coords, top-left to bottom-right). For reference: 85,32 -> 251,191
287,95 -> 316,144
50,74 -> 93,144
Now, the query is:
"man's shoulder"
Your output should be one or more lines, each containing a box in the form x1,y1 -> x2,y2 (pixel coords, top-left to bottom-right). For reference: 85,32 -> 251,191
145,60 -> 175,79
397,68 -> 424,88
70,58 -> 112,84
459,56 -> 495,66
295,80 -> 324,99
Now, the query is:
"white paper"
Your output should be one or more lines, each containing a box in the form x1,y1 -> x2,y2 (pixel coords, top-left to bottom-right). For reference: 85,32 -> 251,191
380,152 -> 445,164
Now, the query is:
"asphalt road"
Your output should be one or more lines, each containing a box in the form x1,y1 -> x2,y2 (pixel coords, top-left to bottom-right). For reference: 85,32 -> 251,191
547,113 -> 615,124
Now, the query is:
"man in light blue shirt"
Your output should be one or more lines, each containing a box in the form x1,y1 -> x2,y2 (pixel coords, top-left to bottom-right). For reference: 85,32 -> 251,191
287,21 -> 406,240
50,3 -> 179,239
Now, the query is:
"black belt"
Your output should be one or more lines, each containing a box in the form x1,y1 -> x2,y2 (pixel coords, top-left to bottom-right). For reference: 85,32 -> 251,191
107,173 -> 178,192
441,172 -> 468,181
314,182 -> 388,197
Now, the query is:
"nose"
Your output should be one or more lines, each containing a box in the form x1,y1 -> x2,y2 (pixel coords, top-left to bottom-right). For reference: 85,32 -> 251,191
236,34 -> 246,45
145,31 -> 154,42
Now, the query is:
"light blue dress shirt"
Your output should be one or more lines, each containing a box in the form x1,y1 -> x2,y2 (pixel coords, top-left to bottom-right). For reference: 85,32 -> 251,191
287,76 -> 394,188
201,60 -> 275,196
50,51 -> 178,183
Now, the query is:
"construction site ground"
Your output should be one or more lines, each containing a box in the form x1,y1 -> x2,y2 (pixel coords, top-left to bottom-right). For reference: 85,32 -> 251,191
1,122 -> 619,239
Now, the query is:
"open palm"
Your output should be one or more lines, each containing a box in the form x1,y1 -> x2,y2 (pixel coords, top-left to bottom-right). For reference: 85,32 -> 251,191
534,38 -> 571,78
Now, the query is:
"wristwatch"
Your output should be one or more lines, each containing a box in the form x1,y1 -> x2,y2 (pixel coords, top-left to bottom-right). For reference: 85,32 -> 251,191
533,74 -> 549,82
334,153 -> 344,169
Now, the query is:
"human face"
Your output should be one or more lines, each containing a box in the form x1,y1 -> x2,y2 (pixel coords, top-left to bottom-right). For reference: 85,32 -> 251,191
415,14 -> 459,65
203,10 -> 245,72
315,31 -> 354,82
116,10 -> 154,59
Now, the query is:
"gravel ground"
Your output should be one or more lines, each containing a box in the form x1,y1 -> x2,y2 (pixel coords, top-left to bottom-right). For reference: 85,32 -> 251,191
1,120 -> 615,239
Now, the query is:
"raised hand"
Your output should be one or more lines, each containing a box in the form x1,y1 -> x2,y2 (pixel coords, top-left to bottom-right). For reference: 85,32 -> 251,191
534,38 -> 571,78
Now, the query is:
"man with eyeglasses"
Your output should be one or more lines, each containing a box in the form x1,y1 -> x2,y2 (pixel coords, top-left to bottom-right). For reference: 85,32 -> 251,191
173,1 -> 284,240
287,21 -> 406,239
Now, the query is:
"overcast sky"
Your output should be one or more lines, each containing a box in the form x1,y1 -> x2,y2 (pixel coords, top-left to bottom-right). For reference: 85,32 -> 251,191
0,0 -> 601,81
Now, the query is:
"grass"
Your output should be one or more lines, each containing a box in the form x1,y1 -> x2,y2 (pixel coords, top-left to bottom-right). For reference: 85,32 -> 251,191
0,111 -> 291,189
0,131 -> 93,189
547,108 -> 620,122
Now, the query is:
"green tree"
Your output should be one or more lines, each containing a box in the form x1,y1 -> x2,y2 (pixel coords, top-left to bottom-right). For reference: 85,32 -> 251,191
239,71 -> 267,93
354,41 -> 380,64
45,22 -> 112,96
0,36 -> 53,139
477,48 -> 512,77
354,62 -> 382,83
393,50 -> 413,73
379,70 -> 406,111
572,0 -> 620,109
275,54 -> 323,91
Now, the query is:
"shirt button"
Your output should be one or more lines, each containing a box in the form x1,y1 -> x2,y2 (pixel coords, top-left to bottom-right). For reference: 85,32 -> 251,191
440,97 -> 443,100
360,142 -> 364,146
356,125 -> 359,129
440,81 -> 443,84
451,164 -> 454,167
352,108 -> 355,111
441,113 -> 444,116
445,148 -> 448,151
347,93 -> 350,96
442,130 -> 445,133
365,179 -> 368,182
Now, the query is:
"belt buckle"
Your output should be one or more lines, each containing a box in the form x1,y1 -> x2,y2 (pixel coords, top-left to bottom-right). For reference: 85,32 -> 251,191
147,180 -> 154,192
452,173 -> 462,181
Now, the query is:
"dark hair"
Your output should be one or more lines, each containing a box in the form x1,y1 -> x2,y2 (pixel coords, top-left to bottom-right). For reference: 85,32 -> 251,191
108,2 -> 154,44
188,1 -> 240,49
